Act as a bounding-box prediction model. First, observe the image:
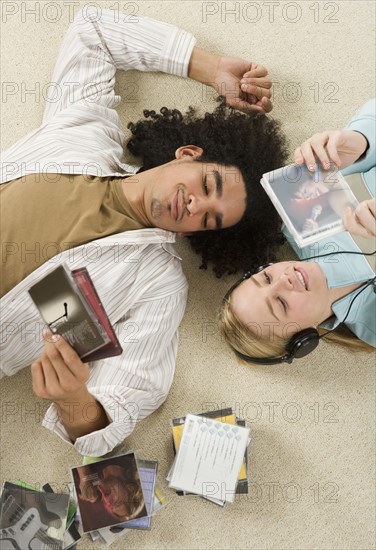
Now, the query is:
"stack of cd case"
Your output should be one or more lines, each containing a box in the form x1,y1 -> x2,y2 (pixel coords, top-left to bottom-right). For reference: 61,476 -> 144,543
168,408 -> 250,506
0,481 -> 71,550
71,453 -> 167,547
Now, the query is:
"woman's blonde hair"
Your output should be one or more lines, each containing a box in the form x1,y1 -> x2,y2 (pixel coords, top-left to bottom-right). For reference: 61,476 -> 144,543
219,290 -> 372,364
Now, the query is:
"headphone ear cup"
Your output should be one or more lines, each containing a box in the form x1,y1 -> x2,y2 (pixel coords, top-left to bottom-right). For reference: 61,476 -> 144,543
286,328 -> 320,359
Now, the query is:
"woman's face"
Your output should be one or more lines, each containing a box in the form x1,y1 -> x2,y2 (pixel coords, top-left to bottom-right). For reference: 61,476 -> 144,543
294,180 -> 329,199
229,261 -> 332,340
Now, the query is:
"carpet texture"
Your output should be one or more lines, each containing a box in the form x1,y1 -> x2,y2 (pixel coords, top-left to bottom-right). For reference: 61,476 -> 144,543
1,1 -> 375,549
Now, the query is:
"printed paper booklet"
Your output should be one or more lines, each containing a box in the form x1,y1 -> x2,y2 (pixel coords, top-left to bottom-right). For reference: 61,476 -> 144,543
28,263 -> 122,362
261,163 -> 358,247
170,408 -> 249,498
168,414 -> 250,503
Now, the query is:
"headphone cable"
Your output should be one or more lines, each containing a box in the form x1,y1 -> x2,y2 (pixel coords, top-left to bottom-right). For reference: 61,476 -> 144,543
319,276 -> 376,340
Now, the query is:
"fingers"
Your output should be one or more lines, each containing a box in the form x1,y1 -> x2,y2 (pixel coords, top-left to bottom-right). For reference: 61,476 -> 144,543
241,80 -> 272,94
343,208 -> 370,238
343,200 -> 376,238
240,64 -> 272,101
242,63 -> 269,79
325,136 -> 342,168
259,96 -> 273,113
31,360 -> 48,398
294,131 -> 342,170
227,95 -> 272,114
240,79 -> 272,97
243,95 -> 273,113
32,349 -> 68,399
295,133 -> 330,171
31,351 -> 70,399
214,59 -> 273,115
294,143 -> 319,171
31,330 -> 89,400
43,330 -> 86,380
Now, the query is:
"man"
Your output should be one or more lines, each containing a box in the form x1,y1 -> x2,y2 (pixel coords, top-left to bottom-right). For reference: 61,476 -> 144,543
0,7 -> 280,456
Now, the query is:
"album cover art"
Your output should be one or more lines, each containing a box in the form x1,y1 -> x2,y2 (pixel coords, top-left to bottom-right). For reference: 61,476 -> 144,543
71,454 -> 147,533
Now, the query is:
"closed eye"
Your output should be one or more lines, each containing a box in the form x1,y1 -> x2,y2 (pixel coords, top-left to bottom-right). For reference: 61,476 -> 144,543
263,271 -> 271,284
278,297 -> 287,313
264,271 -> 287,313
203,175 -> 209,195
203,212 -> 208,229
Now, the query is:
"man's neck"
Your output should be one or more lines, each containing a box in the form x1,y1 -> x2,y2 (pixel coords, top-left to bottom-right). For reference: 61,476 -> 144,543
120,167 -> 159,227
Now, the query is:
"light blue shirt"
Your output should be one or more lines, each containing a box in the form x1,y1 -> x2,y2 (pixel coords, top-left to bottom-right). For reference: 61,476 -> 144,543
283,99 -> 376,347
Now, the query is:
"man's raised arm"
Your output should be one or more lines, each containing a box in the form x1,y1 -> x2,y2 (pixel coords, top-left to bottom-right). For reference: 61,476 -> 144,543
42,7 -> 272,124
42,7 -> 197,123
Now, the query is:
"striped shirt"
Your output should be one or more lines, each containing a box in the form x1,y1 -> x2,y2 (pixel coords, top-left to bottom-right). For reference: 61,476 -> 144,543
0,8 -> 196,456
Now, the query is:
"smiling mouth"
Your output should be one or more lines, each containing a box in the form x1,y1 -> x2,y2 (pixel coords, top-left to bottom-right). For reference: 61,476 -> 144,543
171,189 -> 185,222
294,268 -> 309,290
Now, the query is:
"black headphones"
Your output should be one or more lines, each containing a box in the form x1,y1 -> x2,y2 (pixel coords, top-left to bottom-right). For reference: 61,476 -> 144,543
224,251 -> 376,365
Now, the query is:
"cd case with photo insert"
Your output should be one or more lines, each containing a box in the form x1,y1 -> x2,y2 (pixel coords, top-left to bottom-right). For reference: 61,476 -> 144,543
28,263 -> 122,362
261,163 -> 358,247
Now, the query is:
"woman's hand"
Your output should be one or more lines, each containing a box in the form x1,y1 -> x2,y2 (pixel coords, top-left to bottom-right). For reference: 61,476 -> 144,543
343,198 -> 376,238
294,130 -> 369,171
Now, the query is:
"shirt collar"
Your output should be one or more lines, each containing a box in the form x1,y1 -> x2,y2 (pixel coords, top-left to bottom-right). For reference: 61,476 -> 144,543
308,232 -> 374,289
92,228 -> 177,246
321,278 -> 375,329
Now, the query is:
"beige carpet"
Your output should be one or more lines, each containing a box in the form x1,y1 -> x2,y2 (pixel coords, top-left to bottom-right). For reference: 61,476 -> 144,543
1,1 -> 375,549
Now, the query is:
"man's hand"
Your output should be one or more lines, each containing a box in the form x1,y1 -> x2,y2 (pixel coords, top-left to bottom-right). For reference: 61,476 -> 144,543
294,130 -> 369,172
343,198 -> 376,238
32,330 -> 110,442
31,330 -> 89,403
212,56 -> 272,114
188,47 -> 272,114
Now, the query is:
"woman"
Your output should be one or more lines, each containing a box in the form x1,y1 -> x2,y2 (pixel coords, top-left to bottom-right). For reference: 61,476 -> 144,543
220,100 -> 376,362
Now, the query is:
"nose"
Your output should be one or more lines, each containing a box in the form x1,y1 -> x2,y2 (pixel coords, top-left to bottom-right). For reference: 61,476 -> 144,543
186,194 -> 208,216
272,271 -> 294,291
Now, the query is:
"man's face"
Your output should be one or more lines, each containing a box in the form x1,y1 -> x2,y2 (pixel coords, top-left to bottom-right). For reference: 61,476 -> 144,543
143,159 -> 247,233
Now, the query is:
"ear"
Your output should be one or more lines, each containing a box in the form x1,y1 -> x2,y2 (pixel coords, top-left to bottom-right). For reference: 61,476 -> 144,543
175,145 -> 204,160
